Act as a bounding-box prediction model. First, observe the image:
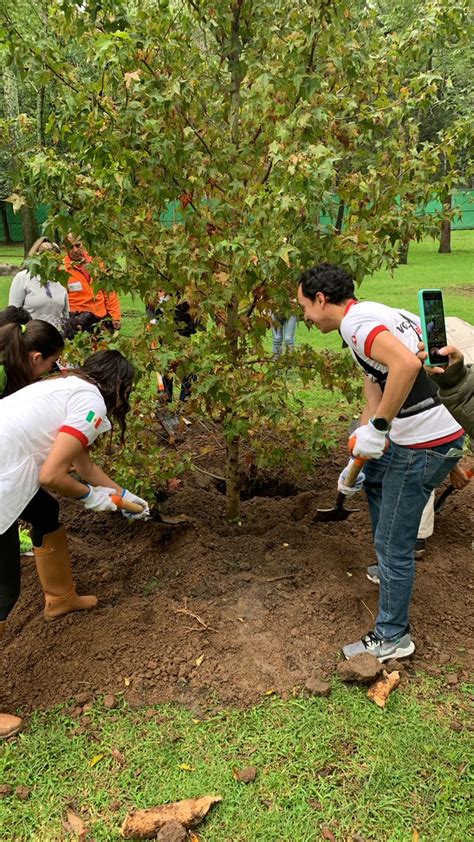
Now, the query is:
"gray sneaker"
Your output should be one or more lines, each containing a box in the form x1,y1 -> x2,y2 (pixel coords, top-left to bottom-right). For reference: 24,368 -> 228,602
366,564 -> 380,584
343,630 -> 415,662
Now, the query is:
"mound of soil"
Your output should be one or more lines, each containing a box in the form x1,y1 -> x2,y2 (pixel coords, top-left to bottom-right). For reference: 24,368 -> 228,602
2,431 -> 473,713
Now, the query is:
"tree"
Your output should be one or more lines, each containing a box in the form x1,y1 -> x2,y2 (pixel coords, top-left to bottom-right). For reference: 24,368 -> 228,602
1,0 -> 470,518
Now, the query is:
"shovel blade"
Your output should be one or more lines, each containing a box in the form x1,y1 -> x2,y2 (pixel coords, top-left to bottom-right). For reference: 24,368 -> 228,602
314,506 -> 359,523
314,491 -> 359,523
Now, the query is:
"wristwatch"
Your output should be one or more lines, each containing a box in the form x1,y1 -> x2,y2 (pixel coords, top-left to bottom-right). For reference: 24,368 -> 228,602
371,417 -> 391,432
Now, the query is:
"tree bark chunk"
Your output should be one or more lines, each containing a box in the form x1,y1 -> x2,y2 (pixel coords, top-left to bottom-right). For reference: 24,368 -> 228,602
367,670 -> 400,707
121,795 -> 222,839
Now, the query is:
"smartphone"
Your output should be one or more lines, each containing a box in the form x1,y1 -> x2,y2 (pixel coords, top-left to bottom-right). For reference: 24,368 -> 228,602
418,289 -> 448,366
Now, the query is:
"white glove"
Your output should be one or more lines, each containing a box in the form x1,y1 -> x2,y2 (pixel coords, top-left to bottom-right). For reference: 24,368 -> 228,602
350,421 -> 388,459
337,459 -> 366,497
81,485 -> 117,513
121,489 -> 151,521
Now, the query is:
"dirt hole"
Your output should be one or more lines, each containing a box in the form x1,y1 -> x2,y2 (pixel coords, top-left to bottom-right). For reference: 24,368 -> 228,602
216,476 -> 300,500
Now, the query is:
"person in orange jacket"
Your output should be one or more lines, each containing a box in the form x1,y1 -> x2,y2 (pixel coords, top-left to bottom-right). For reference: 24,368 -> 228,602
63,234 -> 121,338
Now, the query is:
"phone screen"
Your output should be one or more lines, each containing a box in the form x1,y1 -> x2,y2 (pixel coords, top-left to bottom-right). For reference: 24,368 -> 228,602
421,290 -> 448,366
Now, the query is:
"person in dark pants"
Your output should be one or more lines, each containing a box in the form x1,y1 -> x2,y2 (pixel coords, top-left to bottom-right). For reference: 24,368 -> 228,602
0,350 -> 149,739
146,293 -> 198,411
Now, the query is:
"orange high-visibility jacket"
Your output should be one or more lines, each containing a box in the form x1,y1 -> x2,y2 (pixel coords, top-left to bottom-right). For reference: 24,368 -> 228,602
64,254 -> 121,321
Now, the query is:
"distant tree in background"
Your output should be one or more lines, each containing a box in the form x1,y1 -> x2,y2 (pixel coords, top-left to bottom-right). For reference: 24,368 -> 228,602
376,0 -> 472,256
1,66 -> 39,253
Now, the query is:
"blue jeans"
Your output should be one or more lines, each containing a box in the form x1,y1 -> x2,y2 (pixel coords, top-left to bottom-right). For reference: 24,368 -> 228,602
272,315 -> 297,356
363,437 -> 463,640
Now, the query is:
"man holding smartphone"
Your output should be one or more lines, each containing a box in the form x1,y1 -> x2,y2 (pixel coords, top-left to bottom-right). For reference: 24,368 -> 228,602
297,263 -> 464,661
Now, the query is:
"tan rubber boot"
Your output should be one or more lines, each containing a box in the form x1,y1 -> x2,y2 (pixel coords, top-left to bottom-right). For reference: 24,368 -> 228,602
34,526 -> 98,620
0,621 -> 23,739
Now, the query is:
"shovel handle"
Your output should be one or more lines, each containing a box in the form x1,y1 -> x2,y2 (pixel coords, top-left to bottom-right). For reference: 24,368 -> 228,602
345,457 -> 367,488
110,495 -> 144,514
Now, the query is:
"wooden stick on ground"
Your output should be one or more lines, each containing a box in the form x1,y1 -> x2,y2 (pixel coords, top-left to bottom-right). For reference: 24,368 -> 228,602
173,598 -> 218,632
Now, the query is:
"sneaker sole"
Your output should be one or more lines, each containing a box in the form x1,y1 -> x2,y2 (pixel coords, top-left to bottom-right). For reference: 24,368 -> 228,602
378,641 -> 415,662
366,572 -> 380,585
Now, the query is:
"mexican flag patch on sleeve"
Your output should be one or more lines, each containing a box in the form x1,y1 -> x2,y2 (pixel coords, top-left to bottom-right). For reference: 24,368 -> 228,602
86,410 -> 103,429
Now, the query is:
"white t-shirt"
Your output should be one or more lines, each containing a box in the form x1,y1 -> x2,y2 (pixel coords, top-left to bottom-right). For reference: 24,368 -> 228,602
340,300 -> 463,446
0,376 -> 111,534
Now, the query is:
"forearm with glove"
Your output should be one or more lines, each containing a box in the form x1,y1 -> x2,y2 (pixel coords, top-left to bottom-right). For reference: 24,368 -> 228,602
338,458 -> 366,497
79,486 -> 150,519
80,485 -> 118,512
349,419 -> 389,460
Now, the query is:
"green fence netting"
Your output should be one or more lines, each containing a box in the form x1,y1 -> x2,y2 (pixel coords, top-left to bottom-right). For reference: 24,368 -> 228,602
1,190 -> 473,244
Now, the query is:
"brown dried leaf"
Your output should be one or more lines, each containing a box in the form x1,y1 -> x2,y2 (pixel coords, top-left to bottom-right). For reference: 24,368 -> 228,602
167,478 -> 182,492
111,748 -> 126,765
321,829 -> 336,841
121,795 -> 222,839
63,809 -> 87,839
367,670 -> 401,708
124,70 -> 142,88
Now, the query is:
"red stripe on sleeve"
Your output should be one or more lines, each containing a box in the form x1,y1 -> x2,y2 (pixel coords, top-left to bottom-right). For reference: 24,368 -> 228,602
59,425 -> 89,447
364,325 -> 388,357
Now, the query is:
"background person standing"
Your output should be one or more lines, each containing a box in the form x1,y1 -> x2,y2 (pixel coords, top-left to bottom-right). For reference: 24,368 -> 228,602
63,234 -> 121,338
9,238 -> 69,333
271,301 -> 298,357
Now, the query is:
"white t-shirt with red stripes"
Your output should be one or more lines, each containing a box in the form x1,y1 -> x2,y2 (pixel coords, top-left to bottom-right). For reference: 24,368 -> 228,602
340,300 -> 463,447
0,376 -> 110,534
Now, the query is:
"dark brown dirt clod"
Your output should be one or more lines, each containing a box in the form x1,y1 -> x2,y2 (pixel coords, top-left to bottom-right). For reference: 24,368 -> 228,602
336,653 -> 384,684
0,785 -> 13,798
305,677 -> 332,697
156,822 -> 188,842
233,765 -> 257,783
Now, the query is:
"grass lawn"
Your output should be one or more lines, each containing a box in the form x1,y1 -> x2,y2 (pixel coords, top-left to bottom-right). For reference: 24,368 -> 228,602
0,677 -> 471,841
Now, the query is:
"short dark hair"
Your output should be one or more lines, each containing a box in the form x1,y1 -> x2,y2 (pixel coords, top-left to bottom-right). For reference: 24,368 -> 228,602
299,263 -> 355,304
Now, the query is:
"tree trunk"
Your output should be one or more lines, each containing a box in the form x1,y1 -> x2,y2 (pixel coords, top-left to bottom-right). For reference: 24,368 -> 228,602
20,205 -> 39,255
438,193 -> 452,253
37,86 -> 46,147
229,2 -> 243,147
222,5 -> 244,522
224,294 -> 240,521
0,202 -> 13,245
398,238 -> 410,265
225,434 -> 241,522
3,67 -> 39,255
335,199 -> 345,234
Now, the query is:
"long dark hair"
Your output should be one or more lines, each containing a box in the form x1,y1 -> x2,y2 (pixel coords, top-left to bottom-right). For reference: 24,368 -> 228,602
81,350 -> 135,442
0,319 -> 65,396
